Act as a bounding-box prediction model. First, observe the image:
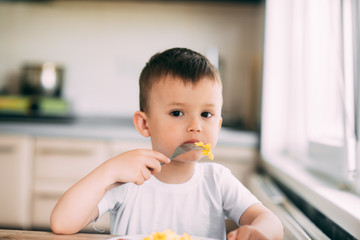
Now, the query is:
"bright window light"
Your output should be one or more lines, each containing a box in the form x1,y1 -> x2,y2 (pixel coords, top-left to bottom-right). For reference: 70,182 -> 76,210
261,0 -> 359,189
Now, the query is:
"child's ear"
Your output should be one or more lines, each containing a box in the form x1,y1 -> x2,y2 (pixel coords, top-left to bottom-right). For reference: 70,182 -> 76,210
218,117 -> 223,131
133,111 -> 151,137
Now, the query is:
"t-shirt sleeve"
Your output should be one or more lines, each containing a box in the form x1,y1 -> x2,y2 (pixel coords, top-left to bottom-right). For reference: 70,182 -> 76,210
96,184 -> 129,221
220,166 -> 260,225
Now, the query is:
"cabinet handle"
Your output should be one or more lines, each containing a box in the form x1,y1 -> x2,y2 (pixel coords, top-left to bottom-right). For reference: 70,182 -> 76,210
36,192 -> 63,199
0,145 -> 15,154
38,148 -> 92,156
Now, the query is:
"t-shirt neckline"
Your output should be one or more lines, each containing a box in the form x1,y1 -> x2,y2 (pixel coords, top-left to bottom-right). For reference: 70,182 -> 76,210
147,163 -> 202,193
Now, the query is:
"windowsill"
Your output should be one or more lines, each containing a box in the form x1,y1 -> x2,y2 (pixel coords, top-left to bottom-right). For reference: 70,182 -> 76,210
261,153 -> 360,239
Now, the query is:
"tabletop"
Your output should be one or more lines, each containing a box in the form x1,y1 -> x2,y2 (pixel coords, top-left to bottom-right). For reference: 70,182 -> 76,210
0,229 -> 116,240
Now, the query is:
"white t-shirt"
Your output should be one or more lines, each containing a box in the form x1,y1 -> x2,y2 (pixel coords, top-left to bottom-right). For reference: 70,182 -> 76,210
97,162 -> 259,240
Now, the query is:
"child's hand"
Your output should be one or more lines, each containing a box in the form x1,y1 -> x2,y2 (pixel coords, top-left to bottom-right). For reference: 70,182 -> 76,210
104,149 -> 170,186
227,226 -> 270,240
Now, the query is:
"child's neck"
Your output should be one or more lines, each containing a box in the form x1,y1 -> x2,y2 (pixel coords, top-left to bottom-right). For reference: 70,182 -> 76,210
154,161 -> 196,184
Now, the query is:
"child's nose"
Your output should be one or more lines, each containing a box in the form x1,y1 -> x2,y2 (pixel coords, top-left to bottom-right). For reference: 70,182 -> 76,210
186,117 -> 201,132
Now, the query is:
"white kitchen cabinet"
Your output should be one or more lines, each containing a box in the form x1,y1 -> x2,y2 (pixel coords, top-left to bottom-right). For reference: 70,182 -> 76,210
32,137 -> 110,231
0,134 -> 33,229
109,139 -> 152,158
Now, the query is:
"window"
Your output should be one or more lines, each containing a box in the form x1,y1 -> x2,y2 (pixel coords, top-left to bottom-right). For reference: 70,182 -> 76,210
261,1 -> 360,238
261,0 -> 359,193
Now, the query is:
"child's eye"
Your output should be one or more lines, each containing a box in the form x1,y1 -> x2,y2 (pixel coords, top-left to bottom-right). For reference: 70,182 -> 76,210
201,112 -> 213,118
170,110 -> 184,117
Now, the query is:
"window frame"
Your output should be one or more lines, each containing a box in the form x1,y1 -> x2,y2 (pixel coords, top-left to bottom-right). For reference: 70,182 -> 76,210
260,0 -> 360,237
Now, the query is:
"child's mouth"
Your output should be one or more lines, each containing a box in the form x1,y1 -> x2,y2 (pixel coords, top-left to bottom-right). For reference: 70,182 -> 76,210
183,139 -> 200,144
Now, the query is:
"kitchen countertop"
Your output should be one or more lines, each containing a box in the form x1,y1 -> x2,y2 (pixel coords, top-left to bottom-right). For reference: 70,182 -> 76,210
0,117 -> 259,148
0,229 -> 115,240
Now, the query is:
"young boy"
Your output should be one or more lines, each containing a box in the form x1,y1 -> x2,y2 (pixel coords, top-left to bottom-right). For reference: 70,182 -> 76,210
50,48 -> 283,240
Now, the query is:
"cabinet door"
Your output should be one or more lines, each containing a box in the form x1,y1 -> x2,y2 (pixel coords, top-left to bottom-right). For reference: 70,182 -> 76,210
34,137 -> 108,183
0,134 -> 32,228
109,139 -> 152,158
32,137 -> 109,230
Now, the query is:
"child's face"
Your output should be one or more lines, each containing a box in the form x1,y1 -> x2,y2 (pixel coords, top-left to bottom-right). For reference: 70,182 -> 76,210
145,76 -> 223,162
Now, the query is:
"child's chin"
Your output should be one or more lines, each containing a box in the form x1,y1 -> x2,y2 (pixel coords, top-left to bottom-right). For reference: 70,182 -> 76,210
178,151 -> 202,161
174,157 -> 201,163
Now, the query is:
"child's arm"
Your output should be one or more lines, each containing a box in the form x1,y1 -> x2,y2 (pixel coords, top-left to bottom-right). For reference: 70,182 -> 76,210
227,203 -> 284,240
50,149 -> 170,234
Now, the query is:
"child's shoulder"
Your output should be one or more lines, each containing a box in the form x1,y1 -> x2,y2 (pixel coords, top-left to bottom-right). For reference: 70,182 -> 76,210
196,162 -> 241,192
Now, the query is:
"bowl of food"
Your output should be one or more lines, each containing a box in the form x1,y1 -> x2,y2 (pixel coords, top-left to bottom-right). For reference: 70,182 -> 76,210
108,229 -> 217,240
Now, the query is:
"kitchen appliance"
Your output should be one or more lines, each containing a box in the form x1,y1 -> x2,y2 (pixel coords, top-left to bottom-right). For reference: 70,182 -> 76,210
0,62 -> 72,121
20,62 -> 64,97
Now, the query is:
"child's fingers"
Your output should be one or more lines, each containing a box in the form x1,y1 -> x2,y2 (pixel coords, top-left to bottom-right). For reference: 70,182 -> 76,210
108,149 -> 169,184
227,226 -> 268,240
133,168 -> 150,185
146,161 -> 161,174
149,152 -> 170,173
139,150 -> 170,171
149,150 -> 171,164
141,167 -> 152,181
227,229 -> 237,240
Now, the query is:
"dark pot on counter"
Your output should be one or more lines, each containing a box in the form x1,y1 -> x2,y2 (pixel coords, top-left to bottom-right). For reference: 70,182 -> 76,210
20,63 -> 64,97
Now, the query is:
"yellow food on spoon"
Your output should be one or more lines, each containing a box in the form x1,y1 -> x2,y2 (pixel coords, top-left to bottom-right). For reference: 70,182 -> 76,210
142,229 -> 199,240
194,141 -> 214,160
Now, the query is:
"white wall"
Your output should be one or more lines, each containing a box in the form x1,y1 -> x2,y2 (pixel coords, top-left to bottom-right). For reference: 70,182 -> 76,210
0,1 -> 264,125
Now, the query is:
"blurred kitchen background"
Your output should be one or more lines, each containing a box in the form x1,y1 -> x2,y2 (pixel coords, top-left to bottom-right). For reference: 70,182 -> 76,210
0,0 -> 264,131
1,0 -> 360,240
0,0 -> 266,236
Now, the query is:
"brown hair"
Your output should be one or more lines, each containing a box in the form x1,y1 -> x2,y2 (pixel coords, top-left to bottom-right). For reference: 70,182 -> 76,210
139,47 -> 221,112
